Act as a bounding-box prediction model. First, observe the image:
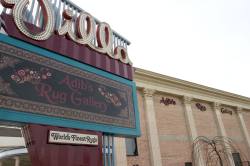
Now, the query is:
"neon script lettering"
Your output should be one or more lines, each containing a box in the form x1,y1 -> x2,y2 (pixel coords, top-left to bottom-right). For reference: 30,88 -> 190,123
1,0 -> 132,65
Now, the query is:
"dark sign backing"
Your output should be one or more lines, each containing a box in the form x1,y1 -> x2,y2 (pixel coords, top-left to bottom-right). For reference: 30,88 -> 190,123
0,34 -> 140,136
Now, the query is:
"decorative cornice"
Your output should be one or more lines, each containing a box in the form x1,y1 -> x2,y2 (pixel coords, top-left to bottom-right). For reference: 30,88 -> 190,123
183,96 -> 192,105
134,68 -> 250,110
143,88 -> 155,98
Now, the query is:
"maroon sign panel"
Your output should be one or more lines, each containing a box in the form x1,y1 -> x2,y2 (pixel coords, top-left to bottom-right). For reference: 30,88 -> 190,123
1,14 -> 134,80
22,125 -> 103,166
0,41 -> 135,128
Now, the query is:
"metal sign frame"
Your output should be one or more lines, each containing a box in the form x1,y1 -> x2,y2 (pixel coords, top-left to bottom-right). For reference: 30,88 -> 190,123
0,34 -> 140,137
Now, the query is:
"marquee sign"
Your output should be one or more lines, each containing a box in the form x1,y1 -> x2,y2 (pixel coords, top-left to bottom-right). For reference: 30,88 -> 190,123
0,41 -> 135,128
0,0 -> 140,137
1,0 -> 132,65
0,35 -> 140,136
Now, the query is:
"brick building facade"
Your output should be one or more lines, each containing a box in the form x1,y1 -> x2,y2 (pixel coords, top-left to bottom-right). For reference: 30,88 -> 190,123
115,68 -> 250,166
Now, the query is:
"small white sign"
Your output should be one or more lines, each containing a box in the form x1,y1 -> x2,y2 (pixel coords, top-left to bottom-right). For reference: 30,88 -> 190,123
48,130 -> 98,146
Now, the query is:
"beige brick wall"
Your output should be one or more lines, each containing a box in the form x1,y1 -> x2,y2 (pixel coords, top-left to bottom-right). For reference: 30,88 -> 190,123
220,106 -> 250,161
125,90 -> 250,166
235,142 -> 249,161
127,90 -> 151,166
221,106 -> 243,142
161,141 -> 192,166
242,110 -> 250,159
131,69 -> 250,166
154,93 -> 192,165
243,110 -> 250,142
192,101 -> 218,138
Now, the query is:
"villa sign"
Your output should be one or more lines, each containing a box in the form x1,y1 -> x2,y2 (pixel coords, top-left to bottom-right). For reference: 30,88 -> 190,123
0,0 -> 140,136
48,130 -> 98,145
1,0 -> 132,65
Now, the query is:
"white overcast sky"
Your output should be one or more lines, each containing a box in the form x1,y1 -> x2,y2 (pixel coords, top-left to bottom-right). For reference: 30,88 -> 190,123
72,0 -> 249,97
41,0 -> 250,98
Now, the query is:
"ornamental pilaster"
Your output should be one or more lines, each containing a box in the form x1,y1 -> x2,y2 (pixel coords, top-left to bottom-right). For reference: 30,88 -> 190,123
183,96 -> 197,140
236,107 -> 250,156
143,88 -> 155,98
213,102 -> 221,110
142,88 -> 162,166
183,96 -> 204,166
183,96 -> 192,105
213,102 -> 235,166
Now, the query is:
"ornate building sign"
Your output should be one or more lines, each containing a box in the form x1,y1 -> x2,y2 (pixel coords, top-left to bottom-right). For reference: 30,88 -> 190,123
0,0 -> 132,65
160,97 -> 176,106
195,103 -> 206,112
0,41 -> 136,129
221,108 -> 233,115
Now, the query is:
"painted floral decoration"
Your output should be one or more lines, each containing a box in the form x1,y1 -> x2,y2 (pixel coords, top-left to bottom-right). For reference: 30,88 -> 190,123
0,55 -> 20,70
11,68 -> 52,84
98,86 -> 122,107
